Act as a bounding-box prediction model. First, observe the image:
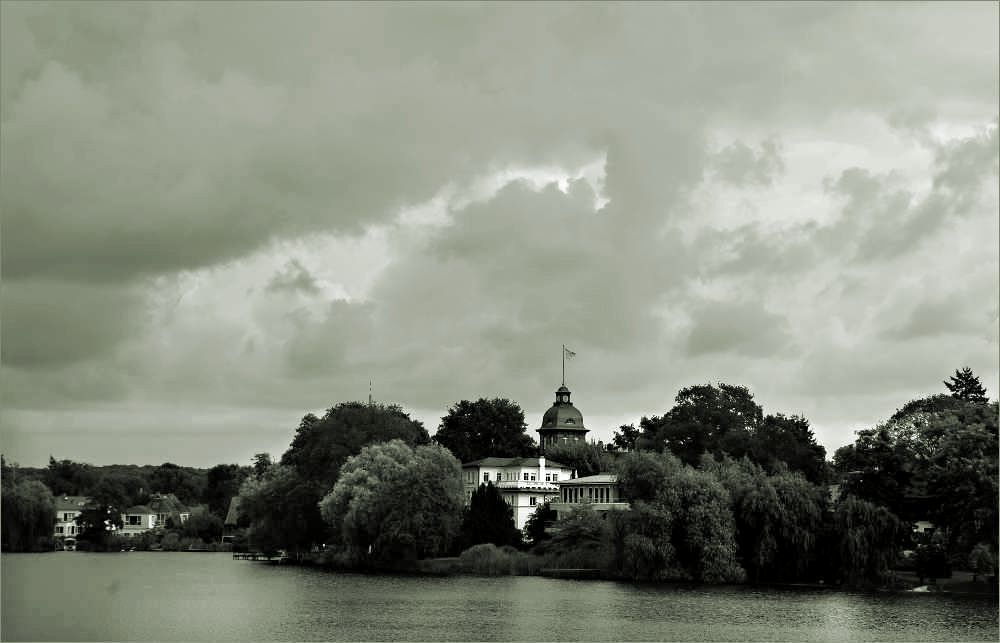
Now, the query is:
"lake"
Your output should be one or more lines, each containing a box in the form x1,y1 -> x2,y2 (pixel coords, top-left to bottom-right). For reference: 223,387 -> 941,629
2,552 -> 997,641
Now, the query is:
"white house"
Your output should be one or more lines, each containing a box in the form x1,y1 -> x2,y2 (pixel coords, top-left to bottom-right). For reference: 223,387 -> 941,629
53,495 -> 90,542
550,474 -> 629,521
461,456 -> 574,531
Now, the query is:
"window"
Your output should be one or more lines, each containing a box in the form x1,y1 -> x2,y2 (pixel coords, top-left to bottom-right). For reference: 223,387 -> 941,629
530,473 -> 536,481
552,473 -> 558,481
545,474 -> 551,482
529,497 -> 537,506
483,472 -> 489,482
523,472 -> 529,481
126,515 -> 141,526
496,472 -> 502,482
56,526 -> 64,535
63,512 -> 74,522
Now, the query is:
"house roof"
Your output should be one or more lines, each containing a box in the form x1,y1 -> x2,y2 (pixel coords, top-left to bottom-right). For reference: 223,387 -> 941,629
462,456 -> 570,469
224,497 -> 242,526
54,496 -> 90,511
123,505 -> 155,515
558,473 -> 617,486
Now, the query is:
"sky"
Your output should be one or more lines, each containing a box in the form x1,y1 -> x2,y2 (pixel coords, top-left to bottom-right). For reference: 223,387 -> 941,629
2,2 -> 998,469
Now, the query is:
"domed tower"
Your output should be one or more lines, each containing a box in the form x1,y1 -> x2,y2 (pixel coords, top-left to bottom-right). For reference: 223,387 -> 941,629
538,385 -> 588,451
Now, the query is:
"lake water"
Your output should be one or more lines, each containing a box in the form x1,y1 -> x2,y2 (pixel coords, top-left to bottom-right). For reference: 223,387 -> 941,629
2,552 -> 997,641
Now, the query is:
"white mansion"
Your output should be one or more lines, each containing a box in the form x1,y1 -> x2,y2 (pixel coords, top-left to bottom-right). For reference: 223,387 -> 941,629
461,383 -> 628,532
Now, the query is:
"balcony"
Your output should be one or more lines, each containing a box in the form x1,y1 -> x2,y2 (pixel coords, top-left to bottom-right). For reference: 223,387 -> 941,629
494,480 -> 559,492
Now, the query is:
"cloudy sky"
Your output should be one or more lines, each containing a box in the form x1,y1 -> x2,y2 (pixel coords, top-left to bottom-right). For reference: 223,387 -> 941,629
2,2 -> 997,469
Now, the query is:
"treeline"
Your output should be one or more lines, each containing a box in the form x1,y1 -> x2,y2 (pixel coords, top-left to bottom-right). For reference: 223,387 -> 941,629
1,456 -> 250,552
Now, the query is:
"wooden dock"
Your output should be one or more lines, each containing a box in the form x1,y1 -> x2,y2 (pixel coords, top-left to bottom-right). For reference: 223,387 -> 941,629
233,552 -> 287,562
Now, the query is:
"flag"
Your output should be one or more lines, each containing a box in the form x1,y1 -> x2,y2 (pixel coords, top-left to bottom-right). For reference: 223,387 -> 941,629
564,347 -> 576,359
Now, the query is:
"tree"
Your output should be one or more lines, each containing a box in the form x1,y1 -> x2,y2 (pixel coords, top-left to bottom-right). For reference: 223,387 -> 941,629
1,479 -> 55,552
433,398 -> 536,463
202,464 -> 249,519
543,440 -> 613,478
610,424 -> 640,452
944,367 -> 988,404
182,506 -> 225,543
75,502 -> 124,551
968,543 -> 997,582
460,482 -> 522,550
44,457 -> 96,496
830,496 -> 902,587
523,501 -> 557,547
319,440 -> 464,563
242,402 -> 432,553
637,384 -> 763,465
150,463 -> 206,505
750,414 -> 828,484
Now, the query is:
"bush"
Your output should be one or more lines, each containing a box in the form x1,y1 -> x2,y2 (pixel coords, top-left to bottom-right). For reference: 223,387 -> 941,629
458,543 -> 543,576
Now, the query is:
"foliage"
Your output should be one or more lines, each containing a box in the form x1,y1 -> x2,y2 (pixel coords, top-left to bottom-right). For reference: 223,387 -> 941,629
944,367 -> 989,404
182,506 -> 225,543
458,543 -> 541,576
835,383 -> 998,561
150,463 -> 206,505
636,384 -> 826,482
433,398 -> 536,463
203,464 -> 249,519
914,541 -> 951,583
610,423 -> 640,452
460,482 -> 522,550
968,543 -> 997,581
75,502 -> 125,550
523,501 -> 557,547
546,505 -> 612,570
1,479 -> 56,552
233,402 -> 432,553
543,440 -> 613,478
704,456 -> 826,582
237,463 -> 326,553
44,457 -> 97,496
831,496 -> 902,587
615,450 -> 679,503
319,440 -> 464,563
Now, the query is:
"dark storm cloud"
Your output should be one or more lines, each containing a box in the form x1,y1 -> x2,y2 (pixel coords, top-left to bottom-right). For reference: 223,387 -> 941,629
1,1 -> 997,465
267,259 -> 320,295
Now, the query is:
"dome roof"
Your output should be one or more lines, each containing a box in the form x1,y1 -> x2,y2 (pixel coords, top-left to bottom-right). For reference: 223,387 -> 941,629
541,404 -> 586,431
539,385 -> 587,432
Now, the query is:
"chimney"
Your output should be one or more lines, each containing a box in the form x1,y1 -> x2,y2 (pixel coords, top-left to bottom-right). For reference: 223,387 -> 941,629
539,456 -> 546,484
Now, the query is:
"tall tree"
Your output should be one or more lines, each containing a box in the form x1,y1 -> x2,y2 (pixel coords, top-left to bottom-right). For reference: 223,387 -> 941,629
1,479 -> 55,552
610,423 -> 640,452
944,367 -> 989,404
202,464 -> 249,519
319,440 -> 464,563
543,440 -> 613,478
460,482 -> 522,550
434,398 -> 536,463
637,383 -> 763,465
44,457 -> 96,496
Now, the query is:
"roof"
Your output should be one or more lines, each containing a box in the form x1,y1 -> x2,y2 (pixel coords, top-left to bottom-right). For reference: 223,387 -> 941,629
558,474 -> 618,486
54,496 -> 90,511
539,386 -> 587,432
224,497 -> 242,526
123,505 -> 155,515
462,456 -> 571,469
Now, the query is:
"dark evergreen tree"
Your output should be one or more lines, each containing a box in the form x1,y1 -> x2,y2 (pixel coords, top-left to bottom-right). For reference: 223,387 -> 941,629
459,482 -> 522,549
523,501 -> 557,546
944,367 -> 988,404
434,398 -> 536,463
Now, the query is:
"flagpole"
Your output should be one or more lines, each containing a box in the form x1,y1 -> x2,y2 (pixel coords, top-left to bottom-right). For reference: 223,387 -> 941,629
562,344 -> 565,386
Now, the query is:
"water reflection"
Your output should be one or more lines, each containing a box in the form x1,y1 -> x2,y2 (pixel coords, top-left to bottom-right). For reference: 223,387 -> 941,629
3,553 -> 997,641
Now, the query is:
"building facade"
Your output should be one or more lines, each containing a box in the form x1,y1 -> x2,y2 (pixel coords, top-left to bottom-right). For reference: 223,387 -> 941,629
53,496 -> 89,543
550,474 -> 629,521
461,457 -> 574,531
